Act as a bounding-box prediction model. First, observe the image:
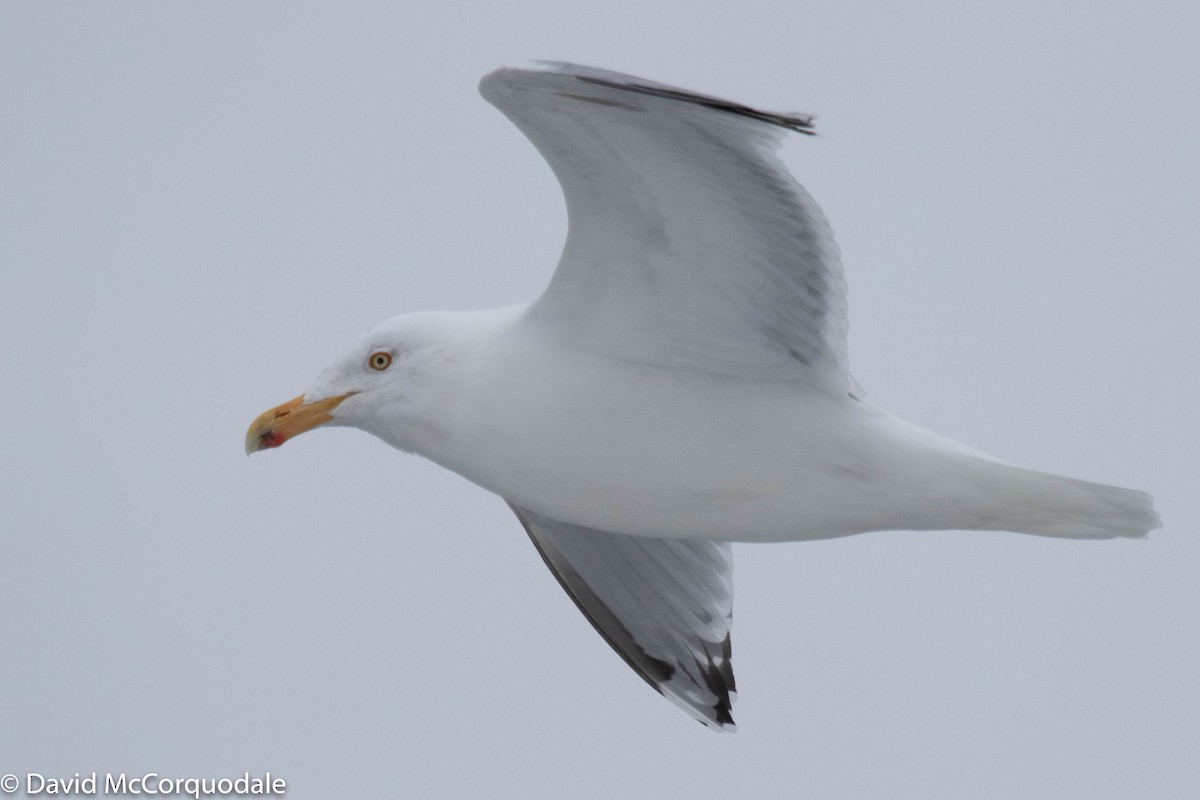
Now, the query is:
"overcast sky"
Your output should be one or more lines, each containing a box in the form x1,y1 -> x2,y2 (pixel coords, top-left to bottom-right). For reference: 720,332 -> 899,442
2,2 -> 1197,798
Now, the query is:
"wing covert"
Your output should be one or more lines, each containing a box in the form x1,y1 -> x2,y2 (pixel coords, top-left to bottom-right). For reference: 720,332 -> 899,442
481,62 -> 849,390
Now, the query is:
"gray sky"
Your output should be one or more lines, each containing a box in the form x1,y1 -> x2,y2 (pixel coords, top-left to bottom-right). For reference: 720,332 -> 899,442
2,2 -> 1197,798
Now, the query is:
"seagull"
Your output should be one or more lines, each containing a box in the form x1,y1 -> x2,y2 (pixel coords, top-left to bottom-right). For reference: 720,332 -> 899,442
246,63 -> 1159,731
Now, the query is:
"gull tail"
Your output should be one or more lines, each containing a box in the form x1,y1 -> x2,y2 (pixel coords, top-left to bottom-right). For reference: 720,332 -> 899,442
965,459 -> 1161,539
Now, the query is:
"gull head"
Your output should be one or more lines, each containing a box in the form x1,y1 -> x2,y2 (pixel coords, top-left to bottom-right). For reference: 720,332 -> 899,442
245,313 -> 454,456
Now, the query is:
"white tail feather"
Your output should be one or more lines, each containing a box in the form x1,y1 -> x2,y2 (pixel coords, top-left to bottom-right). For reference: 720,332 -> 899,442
966,460 -> 1161,539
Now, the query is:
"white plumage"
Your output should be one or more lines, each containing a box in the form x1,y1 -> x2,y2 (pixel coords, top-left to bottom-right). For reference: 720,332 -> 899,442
247,63 -> 1159,730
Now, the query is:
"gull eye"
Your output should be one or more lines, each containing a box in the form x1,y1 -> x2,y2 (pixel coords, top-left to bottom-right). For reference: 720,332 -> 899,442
368,351 -> 392,371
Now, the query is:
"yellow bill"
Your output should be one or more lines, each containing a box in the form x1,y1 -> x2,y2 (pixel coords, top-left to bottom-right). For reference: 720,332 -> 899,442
245,393 -> 353,454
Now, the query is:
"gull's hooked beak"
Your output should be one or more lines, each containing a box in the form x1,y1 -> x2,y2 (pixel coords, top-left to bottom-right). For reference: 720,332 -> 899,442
245,393 -> 354,455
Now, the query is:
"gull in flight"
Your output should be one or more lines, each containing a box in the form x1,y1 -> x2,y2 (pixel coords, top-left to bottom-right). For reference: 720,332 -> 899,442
246,63 -> 1159,730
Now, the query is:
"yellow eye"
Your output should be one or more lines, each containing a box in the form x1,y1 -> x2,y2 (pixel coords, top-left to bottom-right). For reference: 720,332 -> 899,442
368,351 -> 392,371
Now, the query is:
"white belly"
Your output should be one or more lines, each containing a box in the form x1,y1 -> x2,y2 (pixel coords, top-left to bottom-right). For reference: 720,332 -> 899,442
420,320 -> 983,542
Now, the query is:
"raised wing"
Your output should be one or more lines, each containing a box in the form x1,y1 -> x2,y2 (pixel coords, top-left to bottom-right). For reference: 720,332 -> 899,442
481,62 -> 849,390
510,504 -> 736,731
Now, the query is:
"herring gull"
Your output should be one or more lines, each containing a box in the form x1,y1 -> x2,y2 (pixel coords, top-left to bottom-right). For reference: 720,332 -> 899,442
246,63 -> 1159,730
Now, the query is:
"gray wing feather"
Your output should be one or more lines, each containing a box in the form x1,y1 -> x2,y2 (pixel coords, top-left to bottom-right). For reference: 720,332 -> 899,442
480,62 -> 850,391
510,504 -> 736,731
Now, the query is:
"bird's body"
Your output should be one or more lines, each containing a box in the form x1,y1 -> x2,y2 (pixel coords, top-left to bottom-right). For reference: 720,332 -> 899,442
248,63 -> 1159,730
399,305 -> 883,542
323,305 -> 1154,544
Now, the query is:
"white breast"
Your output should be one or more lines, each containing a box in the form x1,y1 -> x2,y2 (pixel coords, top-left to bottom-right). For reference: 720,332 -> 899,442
419,314 -> 970,541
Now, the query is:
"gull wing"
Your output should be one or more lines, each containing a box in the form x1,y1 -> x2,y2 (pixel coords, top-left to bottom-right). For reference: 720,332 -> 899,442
510,504 -> 736,731
481,62 -> 849,390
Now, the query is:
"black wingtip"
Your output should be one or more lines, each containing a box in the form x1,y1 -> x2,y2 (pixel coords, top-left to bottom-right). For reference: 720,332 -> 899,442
702,634 -> 737,729
575,73 -> 816,135
525,61 -> 816,135
511,503 -> 739,732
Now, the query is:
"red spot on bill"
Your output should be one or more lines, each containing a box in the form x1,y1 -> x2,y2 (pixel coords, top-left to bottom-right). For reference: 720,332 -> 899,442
258,429 -> 286,449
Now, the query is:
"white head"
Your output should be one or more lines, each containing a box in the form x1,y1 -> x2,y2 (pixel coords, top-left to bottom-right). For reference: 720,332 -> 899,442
245,312 -> 457,456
